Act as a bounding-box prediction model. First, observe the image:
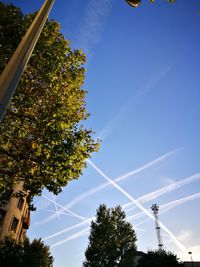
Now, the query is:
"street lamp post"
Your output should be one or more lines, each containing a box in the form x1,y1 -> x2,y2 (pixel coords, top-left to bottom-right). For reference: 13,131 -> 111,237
0,0 -> 55,123
125,0 -> 141,7
188,252 -> 195,267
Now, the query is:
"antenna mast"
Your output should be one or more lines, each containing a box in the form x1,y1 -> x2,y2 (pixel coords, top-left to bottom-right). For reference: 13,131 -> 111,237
151,204 -> 163,250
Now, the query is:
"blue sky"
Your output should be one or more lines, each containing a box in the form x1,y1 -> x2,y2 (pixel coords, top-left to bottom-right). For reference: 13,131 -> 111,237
2,0 -> 200,266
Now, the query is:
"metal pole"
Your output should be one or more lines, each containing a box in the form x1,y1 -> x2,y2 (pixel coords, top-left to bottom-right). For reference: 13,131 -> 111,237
0,0 -> 55,123
188,252 -> 195,267
151,204 -> 163,250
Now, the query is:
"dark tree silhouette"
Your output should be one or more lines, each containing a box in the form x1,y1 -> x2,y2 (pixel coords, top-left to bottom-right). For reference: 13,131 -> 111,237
0,237 -> 53,267
137,249 -> 184,267
83,204 -> 137,267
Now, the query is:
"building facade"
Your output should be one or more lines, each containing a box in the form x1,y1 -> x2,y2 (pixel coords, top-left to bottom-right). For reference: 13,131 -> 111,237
0,182 -> 30,242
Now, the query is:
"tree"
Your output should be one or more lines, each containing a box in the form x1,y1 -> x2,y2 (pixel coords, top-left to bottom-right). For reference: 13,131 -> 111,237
83,204 -> 137,267
0,237 -> 24,267
23,238 -> 53,267
0,237 -> 53,267
137,249 -> 183,267
0,2 -> 99,203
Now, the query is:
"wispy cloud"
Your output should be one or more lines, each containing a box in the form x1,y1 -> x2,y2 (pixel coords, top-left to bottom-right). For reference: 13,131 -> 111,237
76,0 -> 113,56
177,230 -> 192,242
87,159 -> 187,252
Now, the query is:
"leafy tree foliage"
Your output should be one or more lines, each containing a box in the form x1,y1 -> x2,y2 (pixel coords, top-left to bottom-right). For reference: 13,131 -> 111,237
0,2 -> 99,203
137,249 -> 183,267
83,204 -> 137,267
0,237 -> 53,267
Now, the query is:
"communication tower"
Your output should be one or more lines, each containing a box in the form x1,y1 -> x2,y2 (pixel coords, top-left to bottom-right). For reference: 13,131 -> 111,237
151,204 -> 163,250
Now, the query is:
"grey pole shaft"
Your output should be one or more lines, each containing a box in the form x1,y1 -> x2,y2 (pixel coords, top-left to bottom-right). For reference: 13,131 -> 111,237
0,0 -> 55,123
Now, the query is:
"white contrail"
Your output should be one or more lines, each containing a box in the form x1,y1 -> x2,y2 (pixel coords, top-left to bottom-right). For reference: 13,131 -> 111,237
97,63 -> 174,140
44,216 -> 144,243
42,195 -> 86,222
138,173 -> 200,203
43,193 -> 200,245
77,0 -> 112,56
52,193 -> 60,220
43,217 -> 94,241
127,193 -> 200,222
50,223 -> 147,248
115,149 -> 178,183
33,149 -> 179,227
87,159 -> 187,252
66,149 -> 178,209
160,192 -> 200,213
51,227 -> 90,248
37,208 -> 75,216
139,64 -> 173,96
123,173 -> 200,212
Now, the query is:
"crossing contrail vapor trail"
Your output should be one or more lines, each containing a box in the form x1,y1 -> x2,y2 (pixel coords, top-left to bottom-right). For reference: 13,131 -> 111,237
127,192 -> 200,221
37,208 -> 76,216
43,192 -> 199,245
34,149 -> 179,227
123,173 -> 200,211
42,195 -> 86,221
52,193 -> 60,220
131,193 -> 200,228
160,192 -> 200,213
66,149 -> 179,209
138,173 -> 200,203
44,216 -> 144,242
46,192 -> 200,244
87,159 -> 187,253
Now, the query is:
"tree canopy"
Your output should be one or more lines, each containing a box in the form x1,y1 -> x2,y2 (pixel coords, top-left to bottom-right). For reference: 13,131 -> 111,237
0,2 -> 99,203
0,237 -> 53,267
137,249 -> 184,267
83,204 -> 137,267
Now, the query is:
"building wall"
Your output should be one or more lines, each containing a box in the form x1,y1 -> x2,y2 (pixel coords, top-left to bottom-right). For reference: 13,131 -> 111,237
0,182 -> 30,242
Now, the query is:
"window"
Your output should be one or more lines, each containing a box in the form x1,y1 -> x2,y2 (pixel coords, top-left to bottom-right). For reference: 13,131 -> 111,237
19,226 -> 24,241
0,209 -> 6,225
10,217 -> 19,232
17,197 -> 24,210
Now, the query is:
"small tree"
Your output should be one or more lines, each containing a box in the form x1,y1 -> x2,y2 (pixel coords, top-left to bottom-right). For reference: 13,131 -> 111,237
23,238 -> 53,267
0,238 -> 24,267
137,249 -> 183,267
83,204 -> 137,267
0,237 -> 53,267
